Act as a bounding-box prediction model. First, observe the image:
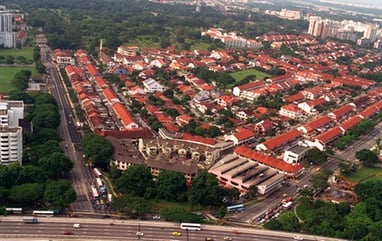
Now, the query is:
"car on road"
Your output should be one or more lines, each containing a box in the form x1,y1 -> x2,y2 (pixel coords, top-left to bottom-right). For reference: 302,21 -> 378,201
205,238 -> 214,241
223,236 -> 233,240
136,231 -> 144,236
293,236 -> 304,240
73,223 -> 81,228
63,230 -> 73,235
171,231 -> 181,236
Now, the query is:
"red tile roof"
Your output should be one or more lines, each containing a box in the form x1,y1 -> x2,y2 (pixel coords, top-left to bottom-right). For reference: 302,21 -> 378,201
234,128 -> 255,141
260,129 -> 301,151
340,115 -> 362,131
112,102 -> 136,128
86,64 -> 99,76
359,106 -> 378,119
181,133 -> 216,146
328,103 -> 355,120
315,126 -> 343,144
103,88 -> 119,102
301,116 -> 332,133
234,146 -> 303,173
236,80 -> 265,91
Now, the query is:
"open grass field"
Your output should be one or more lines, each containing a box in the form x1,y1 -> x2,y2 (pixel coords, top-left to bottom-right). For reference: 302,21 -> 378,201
0,47 -> 34,62
346,167 -> 382,183
150,199 -> 192,212
230,69 -> 271,82
0,66 -> 37,93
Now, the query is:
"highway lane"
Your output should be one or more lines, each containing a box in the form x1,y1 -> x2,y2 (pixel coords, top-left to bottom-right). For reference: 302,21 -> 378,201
0,217 -> 345,241
42,44 -> 94,212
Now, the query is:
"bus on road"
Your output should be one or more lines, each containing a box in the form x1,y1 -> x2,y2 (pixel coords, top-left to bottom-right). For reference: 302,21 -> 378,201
5,208 -> 22,214
32,210 -> 54,217
226,204 -> 245,213
180,223 -> 201,231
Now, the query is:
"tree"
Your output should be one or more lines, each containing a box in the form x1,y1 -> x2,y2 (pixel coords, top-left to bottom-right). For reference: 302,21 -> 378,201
188,171 -> 225,207
247,185 -> 258,199
305,148 -> 328,165
156,170 -> 187,201
37,152 -> 73,179
81,133 -> 114,169
9,183 -> 44,206
32,128 -> 61,145
0,163 -> 23,188
44,180 -> 76,209
17,165 -> 47,184
112,195 -> 152,218
116,165 -> 153,196
160,207 -> 202,223
311,169 -> 331,190
355,149 -> 379,167
27,140 -> 61,163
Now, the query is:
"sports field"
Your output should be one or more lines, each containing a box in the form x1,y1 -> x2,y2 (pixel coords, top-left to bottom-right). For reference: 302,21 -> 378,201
230,69 -> 271,81
346,167 -> 382,183
0,47 -> 34,62
0,66 -> 37,93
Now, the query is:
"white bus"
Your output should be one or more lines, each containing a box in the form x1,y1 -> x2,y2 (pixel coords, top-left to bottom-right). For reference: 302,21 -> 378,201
91,186 -> 99,200
5,207 -> 22,214
180,223 -> 201,231
32,210 -> 54,217
96,177 -> 103,188
93,168 -> 102,177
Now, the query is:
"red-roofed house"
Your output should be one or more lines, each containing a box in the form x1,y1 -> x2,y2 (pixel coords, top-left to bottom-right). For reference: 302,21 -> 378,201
279,104 -> 303,119
284,92 -> 304,103
112,103 -> 138,129
297,116 -> 333,134
297,97 -> 326,114
216,95 -> 238,108
340,115 -> 362,132
314,126 -> 343,151
86,64 -> 99,76
328,103 -> 356,122
254,119 -> 273,134
176,114 -> 193,126
256,129 -> 301,152
182,133 -> 216,146
224,127 -> 255,146
103,88 -> 120,104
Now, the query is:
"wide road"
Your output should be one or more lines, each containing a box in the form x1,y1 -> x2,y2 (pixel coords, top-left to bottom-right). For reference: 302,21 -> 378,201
39,36 -> 95,212
0,217 -> 345,241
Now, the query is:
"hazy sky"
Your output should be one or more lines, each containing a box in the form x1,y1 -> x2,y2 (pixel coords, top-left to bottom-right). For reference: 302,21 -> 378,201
327,0 -> 382,8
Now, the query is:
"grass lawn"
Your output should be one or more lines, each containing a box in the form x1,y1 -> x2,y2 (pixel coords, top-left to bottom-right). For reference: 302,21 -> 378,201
230,69 -> 271,82
0,47 -> 34,62
150,199 -> 193,212
346,167 -> 382,183
0,66 -> 37,93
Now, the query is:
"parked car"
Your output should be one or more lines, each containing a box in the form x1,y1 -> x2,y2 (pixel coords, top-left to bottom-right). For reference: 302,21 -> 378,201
293,236 -> 304,240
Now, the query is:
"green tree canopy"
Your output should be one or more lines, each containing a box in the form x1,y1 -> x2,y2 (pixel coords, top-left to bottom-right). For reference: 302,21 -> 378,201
156,170 -> 187,201
81,133 -> 114,169
188,171 -> 225,207
116,165 -> 153,197
9,183 -> 44,206
37,152 -> 73,179
160,207 -> 202,223
355,149 -> 379,167
305,148 -> 328,165
44,179 -> 76,209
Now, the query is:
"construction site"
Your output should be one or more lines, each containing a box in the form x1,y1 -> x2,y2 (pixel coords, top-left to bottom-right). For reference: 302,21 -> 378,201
318,175 -> 358,205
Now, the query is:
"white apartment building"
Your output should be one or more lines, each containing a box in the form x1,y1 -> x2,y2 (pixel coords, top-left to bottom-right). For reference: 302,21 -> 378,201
0,100 -> 24,165
0,126 -> 22,165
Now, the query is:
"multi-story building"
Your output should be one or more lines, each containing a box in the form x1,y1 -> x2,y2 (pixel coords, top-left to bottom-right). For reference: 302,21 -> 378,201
0,100 -> 24,165
364,24 -> 378,43
0,126 -> 22,165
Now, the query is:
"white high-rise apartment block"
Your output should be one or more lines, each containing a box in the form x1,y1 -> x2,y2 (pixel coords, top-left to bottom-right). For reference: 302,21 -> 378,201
364,24 -> 378,43
0,13 -> 12,32
0,100 -> 23,165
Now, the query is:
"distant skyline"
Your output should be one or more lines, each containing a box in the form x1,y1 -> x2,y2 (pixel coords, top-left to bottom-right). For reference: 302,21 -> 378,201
318,0 -> 382,9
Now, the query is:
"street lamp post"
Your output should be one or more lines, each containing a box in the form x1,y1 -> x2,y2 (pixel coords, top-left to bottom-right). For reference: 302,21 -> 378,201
186,229 -> 189,241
